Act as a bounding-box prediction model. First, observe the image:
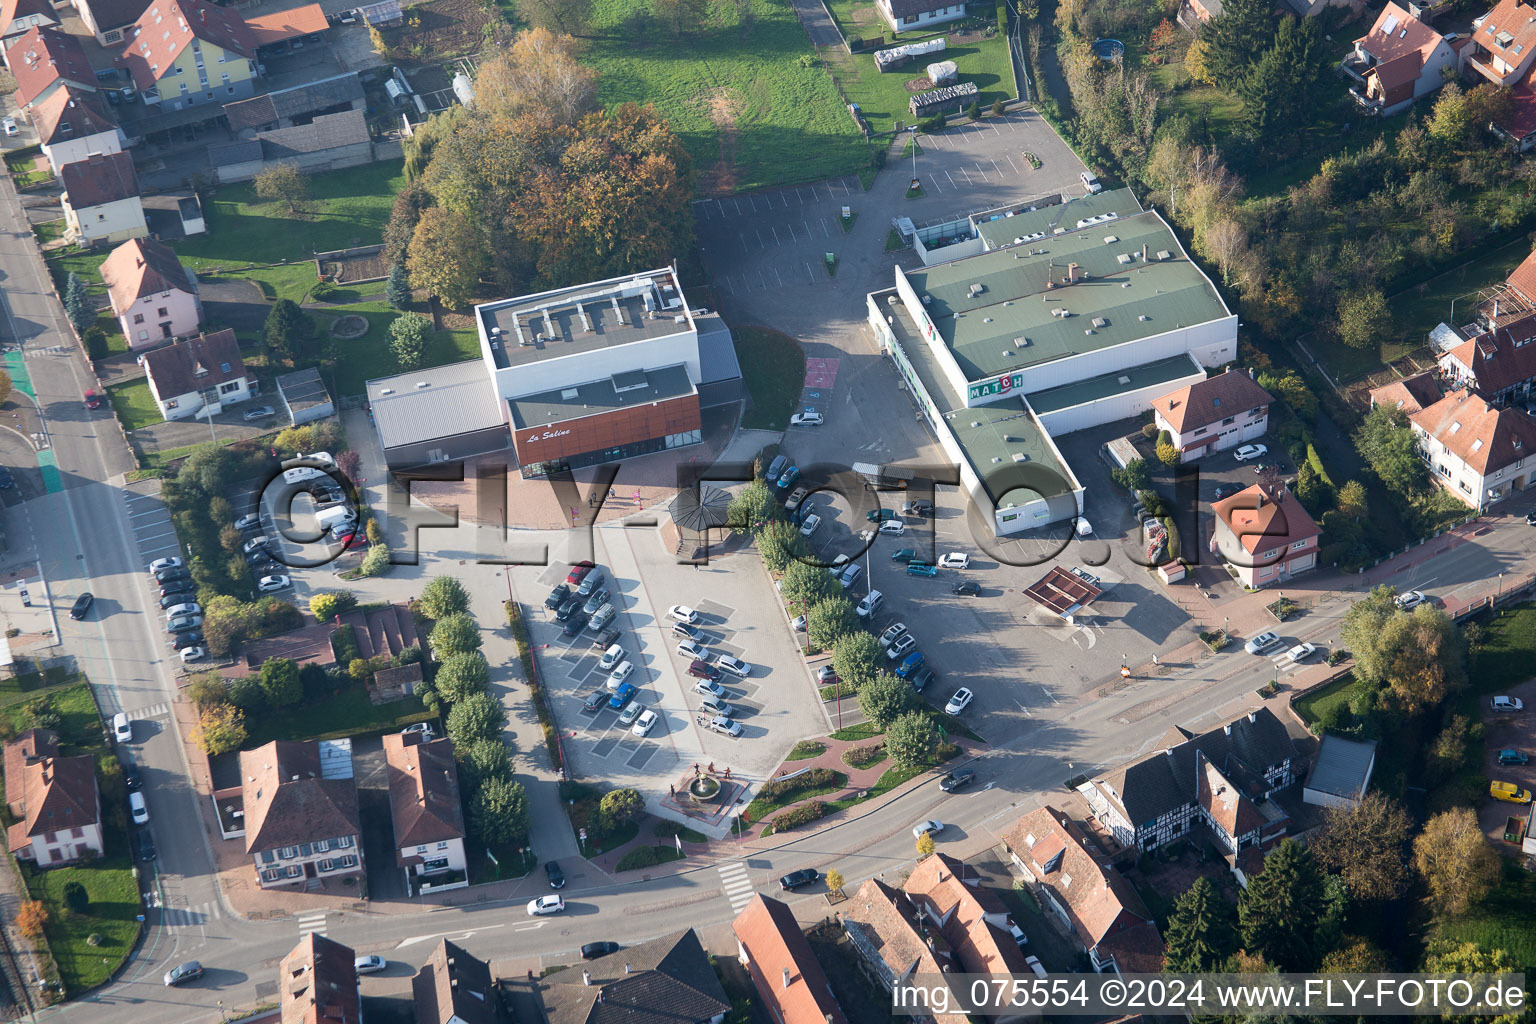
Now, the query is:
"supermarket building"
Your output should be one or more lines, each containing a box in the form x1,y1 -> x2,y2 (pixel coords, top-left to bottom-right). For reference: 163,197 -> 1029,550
869,189 -> 1237,536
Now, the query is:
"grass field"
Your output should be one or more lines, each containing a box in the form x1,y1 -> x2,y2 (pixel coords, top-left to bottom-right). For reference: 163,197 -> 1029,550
1,683 -> 106,756
1146,62 -> 1245,143
312,302 -> 480,397
1431,859 -> 1536,969
1291,672 -> 1360,727
244,687 -> 433,746
582,0 -> 871,193
821,16 -> 1013,136
22,846 -> 141,995
733,326 -> 806,430
106,380 -> 161,432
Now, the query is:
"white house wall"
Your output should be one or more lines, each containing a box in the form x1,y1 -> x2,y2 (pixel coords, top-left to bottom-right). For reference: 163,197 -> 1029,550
892,267 -> 976,405
1032,365 -> 1205,436
486,328 -> 700,401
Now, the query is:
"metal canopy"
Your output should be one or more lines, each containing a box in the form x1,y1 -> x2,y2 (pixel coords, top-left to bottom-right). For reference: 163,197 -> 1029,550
669,485 -> 732,533
1024,565 -> 1102,619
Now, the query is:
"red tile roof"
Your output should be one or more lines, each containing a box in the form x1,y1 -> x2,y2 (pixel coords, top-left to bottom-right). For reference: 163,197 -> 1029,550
100,236 -> 191,314
281,933 -> 360,1024
1474,0 -> 1536,81
245,3 -> 326,46
1151,368 -> 1273,434
904,853 -> 1031,976
31,85 -> 116,147
1368,372 -> 1443,416
412,940 -> 501,1024
840,879 -> 969,1024
732,895 -> 849,1024
6,26 -> 95,108
1211,483 -> 1320,555
1509,247 -> 1536,305
9,754 -> 100,843
382,733 -> 463,852
1410,387 -> 1536,475
1196,753 -> 1265,839
240,740 -> 359,855
60,151 -> 139,208
117,0 -> 255,91
1440,315 -> 1536,395
3,729 -> 56,818
1356,1 -> 1445,66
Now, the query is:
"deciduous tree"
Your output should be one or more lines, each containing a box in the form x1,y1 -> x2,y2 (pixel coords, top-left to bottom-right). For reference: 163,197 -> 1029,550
832,632 -> 884,690
15,901 -> 47,938
1413,808 -> 1499,915
726,478 -> 780,533
469,775 -> 529,846
1337,480 -> 1368,520
388,312 -> 432,371
1355,405 -> 1428,498
360,542 -> 392,577
1337,289 -> 1389,350
780,559 -> 839,612
457,736 -> 512,788
197,703 -> 247,754
309,591 -> 356,621
188,671 -> 229,712
1238,838 -> 1324,971
915,832 -> 935,856
259,657 -> 302,707
859,672 -> 916,728
407,207 -> 485,310
1202,218 -> 1247,286
473,28 -> 597,125
806,596 -> 858,651
514,0 -> 592,35
253,162 -> 309,214
885,711 -> 941,770
1428,83 -> 1471,146
382,181 -> 432,264
430,613 -> 482,659
1311,792 -> 1412,903
600,787 -> 643,825
447,691 -> 507,745
758,519 -> 803,574
825,868 -> 844,892
435,651 -> 491,704
1321,935 -> 1389,973
419,576 -> 471,619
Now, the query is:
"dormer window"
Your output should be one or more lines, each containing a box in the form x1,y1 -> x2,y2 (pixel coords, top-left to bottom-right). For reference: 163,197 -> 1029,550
1450,422 -> 1462,433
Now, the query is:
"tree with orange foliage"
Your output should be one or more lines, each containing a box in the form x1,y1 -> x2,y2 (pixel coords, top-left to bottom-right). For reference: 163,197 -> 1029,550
16,901 -> 47,938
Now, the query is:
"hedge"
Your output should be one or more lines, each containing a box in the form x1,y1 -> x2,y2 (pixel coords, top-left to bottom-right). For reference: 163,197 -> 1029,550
506,600 -> 561,772
759,767 -> 841,802
615,845 -> 685,872
841,742 -> 887,769
772,800 -> 829,832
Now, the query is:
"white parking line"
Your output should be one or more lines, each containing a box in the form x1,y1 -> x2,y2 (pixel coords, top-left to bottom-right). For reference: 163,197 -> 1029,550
136,529 -> 177,543
129,507 -> 165,518
1005,154 -> 1021,173
929,174 -> 945,193
739,233 -> 749,253
819,218 -> 829,238
945,170 -> 958,188
991,158 -> 1005,177
806,262 -> 815,283
773,266 -> 785,287
756,228 -> 766,248
787,222 -> 797,241
959,167 -> 975,186
771,226 -> 781,245
781,193 -> 790,208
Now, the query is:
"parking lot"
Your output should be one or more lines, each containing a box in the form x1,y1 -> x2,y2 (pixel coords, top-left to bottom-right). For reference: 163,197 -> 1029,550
514,523 -> 829,830
122,481 -> 183,567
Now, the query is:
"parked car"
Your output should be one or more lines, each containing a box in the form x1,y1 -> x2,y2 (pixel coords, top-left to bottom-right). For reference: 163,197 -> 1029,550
149,556 -> 183,574
526,895 -> 565,916
171,632 -> 203,651
136,830 -> 156,862
608,683 -> 637,711
953,581 -> 981,596
800,513 -> 822,537
776,466 -> 800,490
912,819 -> 944,839
838,563 -> 862,589
910,666 -> 937,693
944,687 -> 973,714
817,665 -> 840,685
582,588 -> 611,616
113,712 -> 132,742
856,590 -> 884,618
1498,749 -> 1529,765
243,406 -> 276,422
632,709 -> 658,737
878,520 -> 906,536
785,486 -> 810,511
618,701 -> 644,727
84,389 -> 103,410
1025,955 -> 1047,978
587,604 -> 617,632
180,646 -> 207,664
879,623 -> 908,647
545,584 -> 570,610
401,723 -> 436,741
1,117 -> 18,137
891,548 -> 917,562
607,661 -> 635,690
906,562 -> 938,577
937,552 -> 970,569
1490,780 -> 1532,803
669,605 -> 700,624
582,690 -> 607,713
939,768 -> 976,792
779,868 -> 819,890
155,565 -> 191,584
69,593 -> 94,620
159,591 -> 192,610
599,644 -> 625,671
1491,696 -> 1525,712
166,615 -> 202,634
556,595 -> 582,621
1527,510 -> 1536,527
0,467 -> 16,489
886,634 -> 917,660
241,537 -> 268,555
1395,590 -> 1427,610
565,561 -> 596,585
694,678 -> 725,698
689,659 -> 721,681
159,579 -> 195,599
866,509 -> 899,523
766,455 -> 789,481
591,628 -> 621,651
581,942 -> 621,960
562,613 -> 589,637
258,575 -> 291,593
717,655 -> 751,678
671,621 -> 700,640
789,410 -> 823,426
355,955 -> 388,975
902,500 -> 934,516
576,570 -> 605,597
130,791 -> 149,825
896,651 -> 925,679
1286,643 -> 1317,664
163,961 -> 202,987
545,861 -> 566,890
1244,632 -> 1281,655
1234,444 -> 1268,462
677,639 -> 710,661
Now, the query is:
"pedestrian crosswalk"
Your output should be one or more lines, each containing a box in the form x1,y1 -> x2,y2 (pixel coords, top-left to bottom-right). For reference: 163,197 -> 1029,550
134,702 -> 172,720
297,911 -> 328,938
1266,648 -> 1315,676
160,902 -> 219,928
717,862 -> 755,913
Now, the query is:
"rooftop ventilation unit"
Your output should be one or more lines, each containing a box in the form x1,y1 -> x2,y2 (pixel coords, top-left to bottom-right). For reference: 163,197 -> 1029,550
1084,329 -> 1096,335
1122,282 -> 1132,288
971,421 -> 982,428
1117,253 -> 1133,265
380,388 -> 394,395
1091,317 -> 1108,328
1156,250 -> 1172,261
1103,235 -> 1118,244
415,382 -> 429,389
967,283 -> 985,297
1012,452 -> 1030,462
1117,375 -> 1131,385
1015,336 -> 1030,346
1139,314 -> 1151,321
560,387 -> 580,400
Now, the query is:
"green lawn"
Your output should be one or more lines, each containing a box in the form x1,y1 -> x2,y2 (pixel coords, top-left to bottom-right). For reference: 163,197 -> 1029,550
1431,859 -> 1536,970
1292,672 -> 1360,727
821,7 -> 1012,136
22,846 -> 141,995
1469,603 -> 1536,692
733,326 -> 806,430
244,688 -> 433,746
106,380 -> 161,432
582,0 -> 871,192
311,302 -> 480,397
1146,62 -> 1245,143
5,150 -> 54,190
744,769 -> 848,821
0,683 -> 108,757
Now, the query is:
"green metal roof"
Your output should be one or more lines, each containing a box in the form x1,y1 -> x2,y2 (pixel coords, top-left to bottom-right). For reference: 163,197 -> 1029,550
903,210 -> 1231,382
1027,353 -> 1204,415
972,188 -> 1145,250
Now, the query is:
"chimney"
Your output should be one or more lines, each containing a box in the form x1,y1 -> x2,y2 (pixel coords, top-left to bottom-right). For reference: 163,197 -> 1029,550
1223,723 -> 1233,736
1067,262 -> 1080,284
1248,366 -> 1255,380
582,971 -> 592,986
624,963 -> 631,974
200,7 -> 205,20
1247,711 -> 1257,724
1141,243 -> 1147,262
782,968 -> 791,989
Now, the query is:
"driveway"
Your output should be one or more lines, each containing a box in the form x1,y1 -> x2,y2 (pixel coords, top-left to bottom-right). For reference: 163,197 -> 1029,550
198,277 -> 271,339
791,0 -> 845,47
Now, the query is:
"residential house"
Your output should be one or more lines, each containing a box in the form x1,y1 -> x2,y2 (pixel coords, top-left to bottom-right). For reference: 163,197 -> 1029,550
59,151 -> 146,246
73,0 -> 151,46
116,0 -> 259,110
1506,247 -> 1536,306
1339,3 -> 1460,116
1409,387 -> 1536,509
1466,0 -> 1536,88
3,731 -> 103,867
1210,482 -> 1321,589
141,328 -> 251,421
413,940 -> 503,1024
1368,371 -> 1443,416
223,72 -> 364,135
280,933 -> 361,1024
32,86 -> 124,176
1082,708 -> 1298,855
838,878 -> 970,1024
240,739 -> 364,890
382,732 -> 467,893
875,0 -> 966,33
1149,368 -> 1273,462
732,895 -> 850,1024
209,108 -> 373,184
99,236 -> 202,348
244,3 -> 328,52
1,0 -> 62,50
1176,0 -> 1220,31
1001,806 -> 1164,974
6,27 -> 96,112
1438,315 -> 1536,407
516,930 -> 729,1024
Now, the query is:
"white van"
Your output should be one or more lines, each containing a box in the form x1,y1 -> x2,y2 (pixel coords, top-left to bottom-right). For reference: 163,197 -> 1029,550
1081,171 -> 1103,194
700,694 -> 736,717
130,792 -> 149,825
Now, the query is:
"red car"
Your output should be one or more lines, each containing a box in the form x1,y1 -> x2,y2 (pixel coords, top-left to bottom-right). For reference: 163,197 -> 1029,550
565,560 -> 595,585
84,390 -> 103,410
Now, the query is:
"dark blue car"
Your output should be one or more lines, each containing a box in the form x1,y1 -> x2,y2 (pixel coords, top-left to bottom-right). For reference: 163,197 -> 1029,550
609,682 -> 637,710
896,651 -> 925,679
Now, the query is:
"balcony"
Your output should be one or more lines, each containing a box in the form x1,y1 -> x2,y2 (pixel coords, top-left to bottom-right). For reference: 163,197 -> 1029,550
1340,49 -> 1374,84
1350,86 -> 1385,114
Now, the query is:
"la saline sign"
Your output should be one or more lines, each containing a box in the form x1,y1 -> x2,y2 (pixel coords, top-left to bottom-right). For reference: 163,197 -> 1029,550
527,429 -> 572,442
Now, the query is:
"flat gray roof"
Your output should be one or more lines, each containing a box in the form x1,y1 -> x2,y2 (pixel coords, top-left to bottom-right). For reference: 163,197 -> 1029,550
1028,353 -> 1202,416
365,359 -> 506,451
1305,734 -> 1378,799
903,209 -> 1230,382
972,187 -> 1144,249
880,290 -> 1072,507
276,367 -> 331,413
509,363 -> 696,429
477,270 -> 693,370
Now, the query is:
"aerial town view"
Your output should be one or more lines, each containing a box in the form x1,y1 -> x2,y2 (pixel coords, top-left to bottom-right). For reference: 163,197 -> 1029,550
0,0 -> 1528,1017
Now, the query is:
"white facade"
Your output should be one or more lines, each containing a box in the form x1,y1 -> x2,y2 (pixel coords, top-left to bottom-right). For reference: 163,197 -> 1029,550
64,193 -> 146,245
41,127 -> 126,176
1157,404 -> 1269,461
254,834 -> 362,888
400,836 -> 467,893
152,374 -> 252,421
878,0 -> 967,31
1036,364 -> 1206,436
1413,424 -> 1536,509
20,822 -> 103,866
